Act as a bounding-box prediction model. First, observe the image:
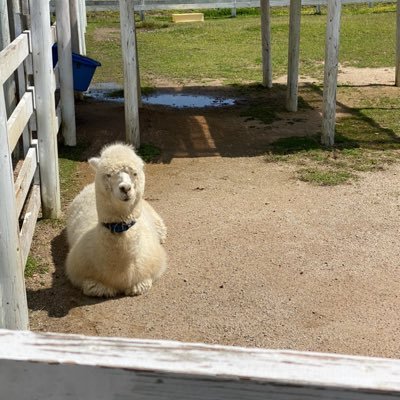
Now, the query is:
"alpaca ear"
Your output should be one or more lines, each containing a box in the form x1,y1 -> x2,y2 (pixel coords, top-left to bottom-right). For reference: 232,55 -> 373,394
88,157 -> 100,171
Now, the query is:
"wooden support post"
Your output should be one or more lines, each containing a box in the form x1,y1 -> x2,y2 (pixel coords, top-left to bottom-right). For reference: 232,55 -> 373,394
321,0 -> 341,146
0,91 -> 29,331
396,0 -> 400,86
286,0 -> 301,112
69,0 -> 80,54
55,0 -> 77,146
260,0 -> 272,88
30,0 -> 61,218
79,0 -> 86,55
119,0 -> 140,147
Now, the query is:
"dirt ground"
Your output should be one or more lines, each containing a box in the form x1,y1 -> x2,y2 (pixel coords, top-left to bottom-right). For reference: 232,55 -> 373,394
27,67 -> 400,359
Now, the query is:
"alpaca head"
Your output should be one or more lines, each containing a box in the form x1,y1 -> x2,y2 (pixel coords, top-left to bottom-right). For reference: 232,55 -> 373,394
89,143 -> 145,216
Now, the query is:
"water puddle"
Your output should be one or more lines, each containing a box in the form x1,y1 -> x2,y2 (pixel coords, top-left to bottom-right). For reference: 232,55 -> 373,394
86,85 -> 235,108
143,93 -> 235,108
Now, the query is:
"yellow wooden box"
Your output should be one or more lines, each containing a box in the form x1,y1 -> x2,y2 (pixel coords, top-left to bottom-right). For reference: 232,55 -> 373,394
172,13 -> 204,23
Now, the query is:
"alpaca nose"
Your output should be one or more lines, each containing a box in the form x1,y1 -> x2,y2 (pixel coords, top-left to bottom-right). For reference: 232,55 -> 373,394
119,183 -> 132,194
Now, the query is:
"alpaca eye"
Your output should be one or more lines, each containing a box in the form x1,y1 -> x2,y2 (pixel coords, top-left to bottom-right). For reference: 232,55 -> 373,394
106,173 -> 111,178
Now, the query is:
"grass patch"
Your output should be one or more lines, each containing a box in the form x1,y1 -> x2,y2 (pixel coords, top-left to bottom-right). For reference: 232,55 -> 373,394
138,143 -> 161,162
25,255 -> 48,278
86,4 -> 397,87
58,143 -> 89,203
297,168 -> 355,186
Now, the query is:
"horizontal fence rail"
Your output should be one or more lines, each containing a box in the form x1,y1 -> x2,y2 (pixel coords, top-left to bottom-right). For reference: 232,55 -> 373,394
82,0 -> 395,12
1,329 -> 400,399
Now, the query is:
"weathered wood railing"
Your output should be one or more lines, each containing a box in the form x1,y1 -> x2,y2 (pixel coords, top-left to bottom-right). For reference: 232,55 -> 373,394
0,0 -> 76,330
1,328 -> 400,399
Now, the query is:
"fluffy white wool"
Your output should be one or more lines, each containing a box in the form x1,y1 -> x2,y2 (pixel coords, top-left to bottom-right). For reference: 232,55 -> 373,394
65,143 -> 167,297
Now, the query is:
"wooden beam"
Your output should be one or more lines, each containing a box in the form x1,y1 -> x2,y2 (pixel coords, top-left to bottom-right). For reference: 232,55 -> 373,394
30,0 -> 61,219
286,0 -> 301,112
321,0 -> 342,146
14,146 -> 38,216
0,33 -> 29,84
0,92 -> 29,330
55,0 -> 77,146
19,183 -> 41,267
119,0 -> 141,147
2,329 -> 400,398
7,90 -> 34,152
260,0 -> 272,88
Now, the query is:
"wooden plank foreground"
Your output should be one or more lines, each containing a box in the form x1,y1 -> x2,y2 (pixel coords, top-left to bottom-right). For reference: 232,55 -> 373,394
1,329 -> 400,399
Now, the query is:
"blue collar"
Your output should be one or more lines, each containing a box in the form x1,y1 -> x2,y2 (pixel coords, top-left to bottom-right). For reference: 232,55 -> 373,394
102,220 -> 136,233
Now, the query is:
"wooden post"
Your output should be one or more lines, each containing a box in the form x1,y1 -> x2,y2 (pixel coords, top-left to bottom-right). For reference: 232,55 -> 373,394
69,0 -> 80,54
395,0 -> 400,86
30,0 -> 61,218
79,0 -> 86,55
55,0 -> 77,146
119,0 -> 140,147
321,0 -> 341,146
0,91 -> 29,330
286,0 -> 301,112
260,0 -> 272,88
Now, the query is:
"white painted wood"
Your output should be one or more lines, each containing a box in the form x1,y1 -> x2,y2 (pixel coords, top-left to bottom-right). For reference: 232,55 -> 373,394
9,0 -> 32,156
55,0 -> 77,146
79,0 -> 87,55
7,90 -> 34,152
396,0 -> 400,86
2,329 -> 400,399
119,0 -> 141,147
30,0 -> 61,219
0,33 -> 29,84
19,184 -> 41,267
50,24 -> 57,45
69,0 -> 81,54
55,100 -> 62,130
286,0 -> 301,112
321,0 -> 342,146
0,92 -> 29,331
83,0 -> 396,12
14,146 -> 38,216
260,0 -> 272,88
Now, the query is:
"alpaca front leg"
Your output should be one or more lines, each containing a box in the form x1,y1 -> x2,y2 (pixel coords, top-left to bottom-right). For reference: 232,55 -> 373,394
126,278 -> 153,296
82,279 -> 118,297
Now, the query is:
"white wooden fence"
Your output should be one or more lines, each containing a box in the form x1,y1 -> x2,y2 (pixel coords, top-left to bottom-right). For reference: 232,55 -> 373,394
83,0 -> 395,12
1,328 -> 400,399
0,0 -> 77,330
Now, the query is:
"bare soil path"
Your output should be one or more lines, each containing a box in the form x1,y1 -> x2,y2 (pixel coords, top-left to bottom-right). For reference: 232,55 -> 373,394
27,68 -> 400,358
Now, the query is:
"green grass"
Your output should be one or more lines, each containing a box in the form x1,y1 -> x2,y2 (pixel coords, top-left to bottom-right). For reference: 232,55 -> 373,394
25,255 -> 48,278
83,3 -> 400,186
264,88 -> 400,185
86,3 -> 397,87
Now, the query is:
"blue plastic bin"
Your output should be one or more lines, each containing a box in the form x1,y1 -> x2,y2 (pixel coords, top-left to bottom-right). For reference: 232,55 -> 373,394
52,45 -> 101,92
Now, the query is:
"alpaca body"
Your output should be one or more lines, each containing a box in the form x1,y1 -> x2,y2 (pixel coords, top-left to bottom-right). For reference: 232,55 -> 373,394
65,144 -> 167,297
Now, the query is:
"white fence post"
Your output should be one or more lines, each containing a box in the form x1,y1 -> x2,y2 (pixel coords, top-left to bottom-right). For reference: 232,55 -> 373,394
286,0 -> 301,112
260,0 -> 272,88
30,0 -> 61,219
69,0 -> 81,54
0,91 -> 29,331
395,0 -> 400,86
119,0 -> 141,147
55,0 -> 77,146
321,0 -> 341,146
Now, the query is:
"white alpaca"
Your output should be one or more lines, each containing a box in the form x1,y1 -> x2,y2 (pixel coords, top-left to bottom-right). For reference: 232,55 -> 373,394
65,143 -> 167,297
